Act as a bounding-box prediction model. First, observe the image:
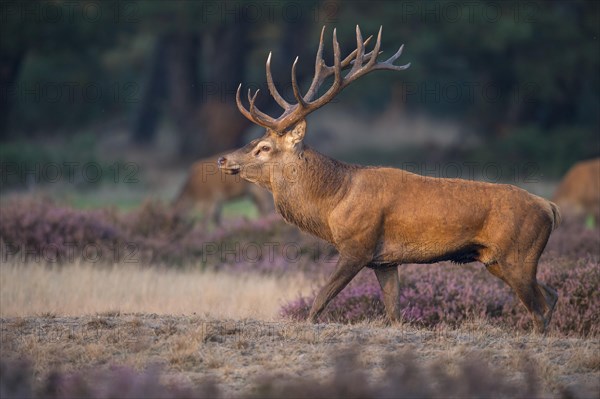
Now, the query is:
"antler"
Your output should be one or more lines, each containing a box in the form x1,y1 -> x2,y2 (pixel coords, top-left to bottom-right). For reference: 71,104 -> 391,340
236,25 -> 410,133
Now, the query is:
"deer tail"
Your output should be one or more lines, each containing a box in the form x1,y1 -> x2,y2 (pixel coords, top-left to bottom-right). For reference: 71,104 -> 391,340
548,201 -> 562,231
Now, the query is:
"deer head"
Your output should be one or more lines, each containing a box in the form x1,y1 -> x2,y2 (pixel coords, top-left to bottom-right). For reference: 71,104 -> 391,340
218,25 -> 410,190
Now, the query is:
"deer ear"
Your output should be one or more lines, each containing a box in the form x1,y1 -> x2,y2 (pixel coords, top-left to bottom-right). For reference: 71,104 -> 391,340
286,120 -> 306,146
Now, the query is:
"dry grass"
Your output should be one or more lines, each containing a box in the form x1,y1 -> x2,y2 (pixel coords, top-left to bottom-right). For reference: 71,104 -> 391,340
0,262 -> 598,397
1,315 -> 598,398
0,263 -> 313,320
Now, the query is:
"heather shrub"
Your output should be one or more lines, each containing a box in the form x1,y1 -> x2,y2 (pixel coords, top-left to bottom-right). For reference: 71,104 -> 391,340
281,258 -> 600,336
120,200 -> 194,239
0,199 -> 124,264
540,257 -> 600,336
0,349 -> 551,399
0,361 -> 216,399
543,215 -> 600,260
0,199 -> 334,268
281,262 -> 508,326
0,199 -> 200,265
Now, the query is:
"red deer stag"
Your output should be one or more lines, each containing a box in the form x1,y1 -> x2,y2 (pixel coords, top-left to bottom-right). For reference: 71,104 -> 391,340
218,26 -> 561,333
173,153 -> 272,224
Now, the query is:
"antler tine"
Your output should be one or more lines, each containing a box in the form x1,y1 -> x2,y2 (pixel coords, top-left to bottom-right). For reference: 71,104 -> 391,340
366,26 -> 383,69
304,26 -> 326,103
300,28 -> 343,113
246,88 -> 262,122
303,28 -> 343,110
386,44 -> 404,64
332,28 -> 342,86
266,52 -> 290,109
247,88 -> 277,126
373,44 -> 412,71
236,84 -> 278,129
341,26 -> 407,88
291,56 -> 308,109
349,49 -> 382,67
236,84 -> 255,125
304,29 -> 374,103
350,25 -> 364,75
342,35 -> 373,67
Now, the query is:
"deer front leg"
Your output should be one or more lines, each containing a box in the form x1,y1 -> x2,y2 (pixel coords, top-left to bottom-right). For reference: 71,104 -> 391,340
373,265 -> 401,323
249,186 -> 273,216
308,256 -> 365,323
205,200 -> 223,226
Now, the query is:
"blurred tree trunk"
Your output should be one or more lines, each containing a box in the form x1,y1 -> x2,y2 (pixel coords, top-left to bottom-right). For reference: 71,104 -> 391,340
276,17 -> 312,101
129,10 -> 318,159
193,21 -> 251,156
130,35 -> 168,144
138,24 -> 252,159
0,50 -> 24,140
164,31 -> 201,158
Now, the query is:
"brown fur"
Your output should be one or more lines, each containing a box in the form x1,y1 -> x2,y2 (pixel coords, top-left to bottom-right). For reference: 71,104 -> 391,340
220,121 -> 561,333
553,158 -> 600,220
173,153 -> 272,224
219,27 -> 560,333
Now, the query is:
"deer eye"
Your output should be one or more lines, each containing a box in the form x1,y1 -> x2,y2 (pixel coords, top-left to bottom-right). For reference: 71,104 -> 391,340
261,146 -> 271,152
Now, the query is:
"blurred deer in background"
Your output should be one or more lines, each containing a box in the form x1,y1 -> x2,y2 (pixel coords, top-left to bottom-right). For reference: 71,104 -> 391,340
219,26 -> 561,333
553,158 -> 600,222
173,153 -> 272,225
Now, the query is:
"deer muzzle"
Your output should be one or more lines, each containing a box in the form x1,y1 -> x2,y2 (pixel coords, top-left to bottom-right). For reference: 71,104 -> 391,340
217,156 -> 241,175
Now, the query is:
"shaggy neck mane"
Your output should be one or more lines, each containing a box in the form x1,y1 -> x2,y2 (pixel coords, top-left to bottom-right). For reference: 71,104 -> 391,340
272,146 -> 358,241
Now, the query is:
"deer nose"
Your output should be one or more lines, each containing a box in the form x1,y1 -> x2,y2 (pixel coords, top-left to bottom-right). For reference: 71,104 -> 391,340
217,157 -> 227,167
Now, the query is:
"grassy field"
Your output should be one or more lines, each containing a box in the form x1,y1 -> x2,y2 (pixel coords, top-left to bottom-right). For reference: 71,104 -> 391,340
1,262 -> 599,398
2,311 -> 598,397
0,263 -> 313,319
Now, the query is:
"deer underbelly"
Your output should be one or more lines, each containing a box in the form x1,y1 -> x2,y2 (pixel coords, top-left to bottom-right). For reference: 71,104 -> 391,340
373,241 -> 484,265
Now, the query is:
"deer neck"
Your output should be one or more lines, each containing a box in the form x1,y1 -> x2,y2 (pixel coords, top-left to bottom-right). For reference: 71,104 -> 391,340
271,147 -> 355,241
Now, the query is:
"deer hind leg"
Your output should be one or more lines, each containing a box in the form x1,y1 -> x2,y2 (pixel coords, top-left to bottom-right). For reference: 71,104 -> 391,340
538,281 -> 558,328
372,265 -> 401,323
308,256 -> 365,323
486,259 -> 556,334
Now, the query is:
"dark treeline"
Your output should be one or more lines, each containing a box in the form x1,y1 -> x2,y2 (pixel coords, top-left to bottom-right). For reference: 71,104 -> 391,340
0,0 -> 598,169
